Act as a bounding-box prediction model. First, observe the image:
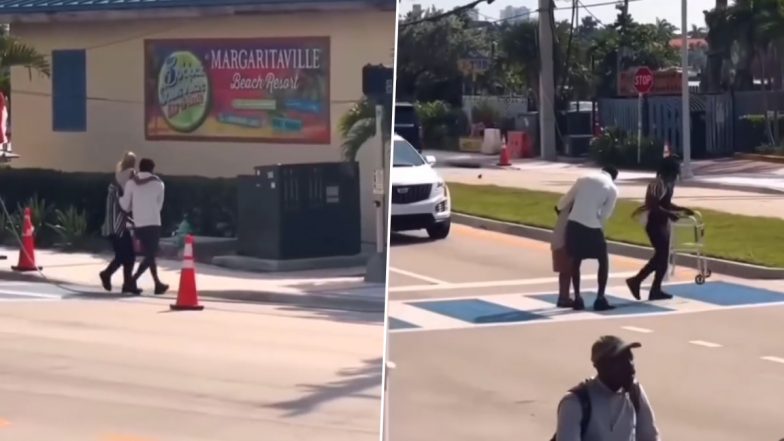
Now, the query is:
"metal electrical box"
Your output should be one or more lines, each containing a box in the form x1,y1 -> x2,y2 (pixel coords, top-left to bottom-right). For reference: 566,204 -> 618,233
237,162 -> 361,260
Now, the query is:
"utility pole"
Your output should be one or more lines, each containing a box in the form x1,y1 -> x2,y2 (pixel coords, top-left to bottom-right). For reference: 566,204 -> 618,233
538,0 -> 556,160
681,0 -> 692,178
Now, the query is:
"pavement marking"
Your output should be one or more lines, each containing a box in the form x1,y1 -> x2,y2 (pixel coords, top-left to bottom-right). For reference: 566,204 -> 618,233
689,340 -> 723,348
388,271 -> 640,293
388,281 -> 784,333
389,267 -> 449,285
621,326 -> 654,334
761,356 -> 784,365
0,289 -> 63,299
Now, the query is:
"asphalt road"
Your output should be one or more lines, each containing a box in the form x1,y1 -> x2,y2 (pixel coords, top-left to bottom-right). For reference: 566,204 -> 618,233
386,224 -> 784,441
0,283 -> 383,441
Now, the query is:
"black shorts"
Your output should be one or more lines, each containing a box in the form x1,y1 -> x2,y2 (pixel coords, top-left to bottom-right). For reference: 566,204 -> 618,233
134,226 -> 161,256
565,220 -> 607,260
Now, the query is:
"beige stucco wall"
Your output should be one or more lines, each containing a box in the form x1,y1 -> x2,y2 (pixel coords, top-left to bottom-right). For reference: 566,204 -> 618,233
9,9 -> 395,179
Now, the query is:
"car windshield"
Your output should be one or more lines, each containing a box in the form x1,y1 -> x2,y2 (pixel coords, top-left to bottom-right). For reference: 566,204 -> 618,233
393,139 -> 425,167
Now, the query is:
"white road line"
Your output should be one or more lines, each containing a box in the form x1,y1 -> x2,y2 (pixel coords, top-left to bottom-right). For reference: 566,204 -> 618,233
688,340 -> 723,348
0,289 -> 62,299
621,326 -> 654,334
389,271 -> 644,293
761,356 -> 784,364
389,267 -> 449,285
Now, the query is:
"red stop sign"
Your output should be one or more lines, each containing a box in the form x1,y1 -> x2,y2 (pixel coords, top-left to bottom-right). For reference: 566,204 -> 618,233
634,67 -> 654,94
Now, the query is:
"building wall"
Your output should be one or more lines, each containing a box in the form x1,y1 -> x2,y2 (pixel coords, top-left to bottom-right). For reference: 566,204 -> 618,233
9,9 -> 395,178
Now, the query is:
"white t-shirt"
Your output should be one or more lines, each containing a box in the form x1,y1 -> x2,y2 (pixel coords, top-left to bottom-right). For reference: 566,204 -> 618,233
557,171 -> 618,230
555,378 -> 660,441
119,172 -> 165,228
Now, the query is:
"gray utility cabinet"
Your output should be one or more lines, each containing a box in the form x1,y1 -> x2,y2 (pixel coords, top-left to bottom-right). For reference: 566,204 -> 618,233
237,162 -> 361,260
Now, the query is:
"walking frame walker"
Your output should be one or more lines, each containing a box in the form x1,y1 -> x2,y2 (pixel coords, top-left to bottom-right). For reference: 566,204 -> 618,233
668,210 -> 711,285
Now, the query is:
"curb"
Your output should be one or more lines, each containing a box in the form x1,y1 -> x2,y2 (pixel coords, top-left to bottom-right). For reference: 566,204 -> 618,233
0,270 -> 386,313
452,213 -> 784,280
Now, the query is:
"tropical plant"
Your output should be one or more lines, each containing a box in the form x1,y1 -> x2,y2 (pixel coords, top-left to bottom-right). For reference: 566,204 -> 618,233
0,29 -> 51,96
49,206 -> 88,249
338,97 -> 391,161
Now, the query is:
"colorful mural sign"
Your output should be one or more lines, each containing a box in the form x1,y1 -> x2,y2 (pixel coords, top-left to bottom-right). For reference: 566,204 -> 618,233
144,37 -> 331,144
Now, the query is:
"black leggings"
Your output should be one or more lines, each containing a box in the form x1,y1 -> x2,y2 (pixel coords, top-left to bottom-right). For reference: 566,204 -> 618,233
133,226 -> 162,285
635,223 -> 670,293
104,231 -> 135,287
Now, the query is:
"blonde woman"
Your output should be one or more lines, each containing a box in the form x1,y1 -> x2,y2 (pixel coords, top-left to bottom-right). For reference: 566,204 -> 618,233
99,151 -> 141,294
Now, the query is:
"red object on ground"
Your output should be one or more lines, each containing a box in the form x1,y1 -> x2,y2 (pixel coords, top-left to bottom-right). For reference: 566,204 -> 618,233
498,139 -> 512,166
12,208 -> 38,272
507,131 -> 534,159
170,235 -> 204,311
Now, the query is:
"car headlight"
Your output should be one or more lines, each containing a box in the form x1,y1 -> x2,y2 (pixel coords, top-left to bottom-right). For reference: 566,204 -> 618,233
435,181 -> 446,196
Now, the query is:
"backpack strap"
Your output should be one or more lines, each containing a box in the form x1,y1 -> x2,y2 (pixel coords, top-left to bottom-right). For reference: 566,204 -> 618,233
570,381 -> 592,437
627,381 -> 642,414
550,380 -> 592,441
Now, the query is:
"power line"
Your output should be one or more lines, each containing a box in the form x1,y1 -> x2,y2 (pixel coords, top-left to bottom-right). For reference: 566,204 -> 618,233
399,0 -> 496,27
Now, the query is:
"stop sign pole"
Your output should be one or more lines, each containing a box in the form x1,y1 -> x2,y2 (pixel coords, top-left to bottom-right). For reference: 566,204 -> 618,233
634,67 -> 654,164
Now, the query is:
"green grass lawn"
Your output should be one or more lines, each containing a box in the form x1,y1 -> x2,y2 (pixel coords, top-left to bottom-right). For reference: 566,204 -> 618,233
448,182 -> 784,268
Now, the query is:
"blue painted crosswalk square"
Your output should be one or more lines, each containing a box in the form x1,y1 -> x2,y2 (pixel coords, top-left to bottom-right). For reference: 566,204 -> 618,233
410,298 -> 545,324
666,281 -> 784,306
530,292 -> 675,315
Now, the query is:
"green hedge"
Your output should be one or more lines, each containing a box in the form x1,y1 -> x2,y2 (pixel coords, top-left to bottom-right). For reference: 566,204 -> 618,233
589,127 -> 665,170
0,168 -> 237,240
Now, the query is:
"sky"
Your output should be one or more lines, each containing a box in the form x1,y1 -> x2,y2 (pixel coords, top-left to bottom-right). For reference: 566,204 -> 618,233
397,0 -> 718,30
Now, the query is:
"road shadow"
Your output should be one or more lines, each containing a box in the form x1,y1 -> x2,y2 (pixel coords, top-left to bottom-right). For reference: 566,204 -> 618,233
274,303 -> 384,326
263,357 -> 382,417
389,233 -> 432,247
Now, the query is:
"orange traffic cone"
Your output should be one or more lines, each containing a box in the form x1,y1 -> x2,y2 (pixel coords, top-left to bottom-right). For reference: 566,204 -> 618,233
498,138 -> 511,166
170,235 -> 204,311
12,208 -> 40,272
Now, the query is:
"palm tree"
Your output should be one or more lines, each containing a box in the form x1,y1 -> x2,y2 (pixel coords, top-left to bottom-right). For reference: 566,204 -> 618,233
338,97 -> 391,161
0,30 -> 51,96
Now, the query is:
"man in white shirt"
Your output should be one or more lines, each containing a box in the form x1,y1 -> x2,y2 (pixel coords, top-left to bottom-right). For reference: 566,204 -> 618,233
553,335 -> 661,441
119,158 -> 169,295
557,166 -> 619,311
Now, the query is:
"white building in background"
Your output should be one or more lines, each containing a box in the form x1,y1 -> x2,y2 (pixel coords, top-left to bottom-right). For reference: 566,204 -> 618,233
500,5 -> 532,22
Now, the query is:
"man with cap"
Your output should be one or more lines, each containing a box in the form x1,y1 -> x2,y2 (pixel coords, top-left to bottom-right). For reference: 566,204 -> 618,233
553,335 -> 661,441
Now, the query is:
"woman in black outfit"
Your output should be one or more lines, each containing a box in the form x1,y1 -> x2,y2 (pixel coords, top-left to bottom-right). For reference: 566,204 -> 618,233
626,157 -> 693,301
99,152 -> 142,294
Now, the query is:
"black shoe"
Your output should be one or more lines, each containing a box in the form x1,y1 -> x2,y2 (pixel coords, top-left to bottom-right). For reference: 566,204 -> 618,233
572,296 -> 585,311
649,291 -> 673,301
154,283 -> 169,295
99,271 -> 112,292
594,297 -> 616,311
122,285 -> 142,295
626,278 -> 641,300
556,298 -> 575,308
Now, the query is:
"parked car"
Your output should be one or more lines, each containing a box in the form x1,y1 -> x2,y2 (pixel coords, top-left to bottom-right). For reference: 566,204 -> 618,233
394,101 -> 423,152
390,133 -> 451,240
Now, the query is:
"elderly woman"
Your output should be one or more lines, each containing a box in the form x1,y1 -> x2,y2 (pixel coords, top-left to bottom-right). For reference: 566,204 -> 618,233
99,152 -> 141,294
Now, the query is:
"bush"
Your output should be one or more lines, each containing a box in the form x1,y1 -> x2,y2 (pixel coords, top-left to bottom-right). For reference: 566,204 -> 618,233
0,169 -> 237,242
589,127 -> 665,169
470,100 -> 500,128
737,114 -> 784,153
415,100 -> 465,150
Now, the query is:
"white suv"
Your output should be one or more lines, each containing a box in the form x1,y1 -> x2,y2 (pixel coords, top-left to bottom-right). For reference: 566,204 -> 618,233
390,134 -> 451,239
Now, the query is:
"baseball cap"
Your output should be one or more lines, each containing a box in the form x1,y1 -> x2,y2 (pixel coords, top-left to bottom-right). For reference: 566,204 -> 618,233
591,335 -> 641,363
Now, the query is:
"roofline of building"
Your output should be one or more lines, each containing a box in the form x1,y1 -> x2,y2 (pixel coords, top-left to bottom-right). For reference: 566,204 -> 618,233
0,1 -> 394,24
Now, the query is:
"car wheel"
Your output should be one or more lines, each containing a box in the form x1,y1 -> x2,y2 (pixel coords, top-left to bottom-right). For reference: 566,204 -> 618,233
426,220 -> 451,240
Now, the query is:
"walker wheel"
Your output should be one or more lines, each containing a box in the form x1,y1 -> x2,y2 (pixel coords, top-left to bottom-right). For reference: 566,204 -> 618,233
705,269 -> 712,278
695,274 -> 706,285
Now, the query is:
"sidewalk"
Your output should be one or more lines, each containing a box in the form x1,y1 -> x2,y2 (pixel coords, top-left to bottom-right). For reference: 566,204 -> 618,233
430,151 -> 784,219
0,246 -> 386,311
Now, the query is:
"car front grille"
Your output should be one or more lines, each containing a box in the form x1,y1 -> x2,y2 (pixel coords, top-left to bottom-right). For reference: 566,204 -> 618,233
392,184 -> 432,204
